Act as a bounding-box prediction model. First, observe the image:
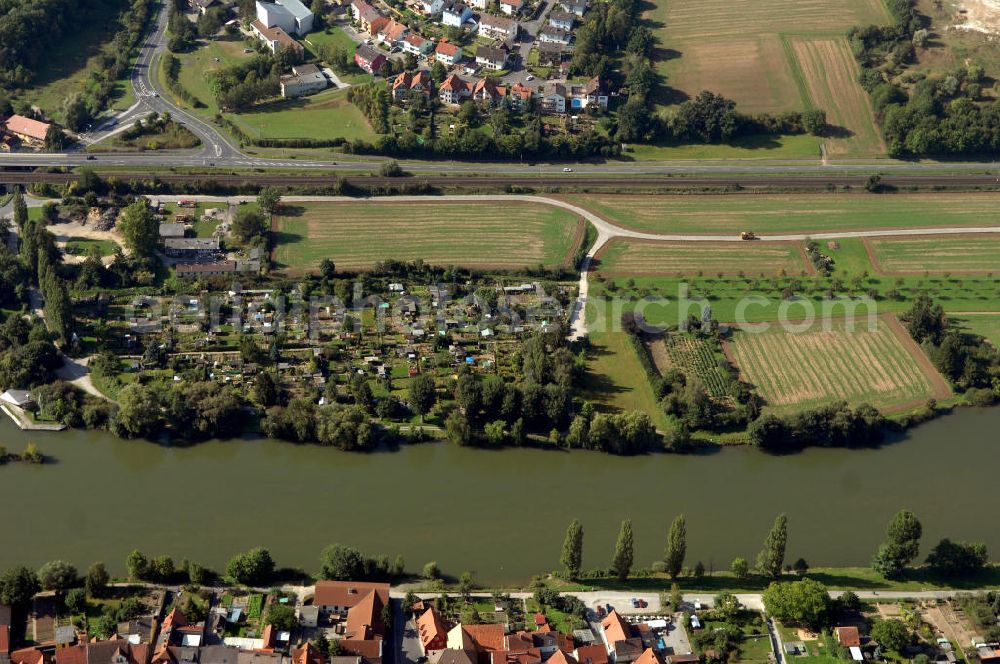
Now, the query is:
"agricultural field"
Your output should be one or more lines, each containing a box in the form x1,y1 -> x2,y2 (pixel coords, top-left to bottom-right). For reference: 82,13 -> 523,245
867,236 -> 1000,275
594,239 -> 810,277
273,201 -> 585,272
724,316 -> 949,412
786,36 -> 885,156
648,334 -> 733,400
227,88 -> 375,142
571,193 -> 1000,236
647,0 -> 889,155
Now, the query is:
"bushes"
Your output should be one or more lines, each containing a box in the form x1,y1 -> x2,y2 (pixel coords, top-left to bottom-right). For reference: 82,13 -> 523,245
747,402 -> 886,452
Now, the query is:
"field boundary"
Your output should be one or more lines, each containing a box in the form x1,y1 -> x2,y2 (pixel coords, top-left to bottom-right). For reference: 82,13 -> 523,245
863,233 -> 1000,275
880,313 -> 953,407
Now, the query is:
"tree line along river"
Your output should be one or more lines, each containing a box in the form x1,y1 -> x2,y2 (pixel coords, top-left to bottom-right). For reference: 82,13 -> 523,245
2,407 -> 999,585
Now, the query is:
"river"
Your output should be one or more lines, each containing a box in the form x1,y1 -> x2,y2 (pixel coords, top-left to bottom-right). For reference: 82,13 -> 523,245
3,408 -> 1000,585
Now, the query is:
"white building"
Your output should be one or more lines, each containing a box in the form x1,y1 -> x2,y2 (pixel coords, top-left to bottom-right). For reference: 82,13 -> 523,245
441,0 -> 472,26
499,0 -> 523,14
255,0 -> 313,35
477,13 -> 518,40
280,64 -> 329,97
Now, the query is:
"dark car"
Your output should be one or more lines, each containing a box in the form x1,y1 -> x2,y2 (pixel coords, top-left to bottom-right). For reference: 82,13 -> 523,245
86,155 -> 97,160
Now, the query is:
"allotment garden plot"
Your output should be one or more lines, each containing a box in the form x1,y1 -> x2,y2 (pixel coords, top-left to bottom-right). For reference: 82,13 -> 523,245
594,239 -> 810,276
867,236 -> 1000,275
273,201 -> 585,272
725,316 -> 949,412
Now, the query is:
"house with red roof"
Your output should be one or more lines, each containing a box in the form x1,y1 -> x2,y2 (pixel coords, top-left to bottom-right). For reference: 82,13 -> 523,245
390,70 -> 432,100
2,115 -> 51,147
313,582 -> 389,664
472,78 -> 505,104
416,608 -> 448,654
438,74 -> 471,104
435,40 -> 462,66
355,43 -> 388,74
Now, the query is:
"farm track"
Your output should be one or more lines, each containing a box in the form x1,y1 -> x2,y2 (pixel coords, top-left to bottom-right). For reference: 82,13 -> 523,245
8,170 -> 1000,189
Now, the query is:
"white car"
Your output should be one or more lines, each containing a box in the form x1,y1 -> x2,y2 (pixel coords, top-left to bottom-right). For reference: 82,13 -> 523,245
526,74 -> 534,81
562,167 -> 573,172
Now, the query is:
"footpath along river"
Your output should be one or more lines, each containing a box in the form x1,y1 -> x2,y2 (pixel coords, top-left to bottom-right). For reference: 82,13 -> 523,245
2,408 -> 999,585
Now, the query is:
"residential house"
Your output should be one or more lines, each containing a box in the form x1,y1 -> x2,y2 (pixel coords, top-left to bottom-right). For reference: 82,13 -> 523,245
835,628 -> 861,649
251,20 -> 304,56
2,115 -> 50,147
355,43 -> 388,74
538,26 -> 571,44
975,645 -> 1000,664
293,644 -> 324,664
165,237 -> 220,257
10,649 -> 46,664
499,0 -> 523,14
632,650 -> 661,664
435,40 -> 462,65
419,0 -> 444,14
477,13 -> 518,40
280,63 -> 328,98
475,45 -> 509,71
468,0 -> 488,9
191,0 -> 235,15
416,608 -> 448,655
390,70 -> 432,100
377,19 -> 409,44
441,0 -> 472,26
435,652 -> 475,664
255,0 -> 313,35
536,41 -> 564,66
56,638 -> 149,664
568,75 -> 607,109
313,581 -> 390,616
351,0 -> 384,32
447,624 -> 505,656
472,77 -> 505,104
541,81 -> 566,113
402,33 -> 433,56
547,10 -> 574,29
508,81 -> 533,108
574,646 -> 609,664
438,74 -> 471,104
559,0 -> 586,15
602,611 -> 640,662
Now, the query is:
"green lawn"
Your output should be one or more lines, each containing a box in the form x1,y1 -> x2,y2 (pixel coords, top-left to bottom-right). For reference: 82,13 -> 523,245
228,87 -> 376,141
955,314 -> 1000,348
273,200 -> 585,272
580,312 -> 671,431
627,133 -> 822,161
303,26 -> 358,52
172,36 -> 257,116
65,237 -> 118,256
572,193 -> 1000,235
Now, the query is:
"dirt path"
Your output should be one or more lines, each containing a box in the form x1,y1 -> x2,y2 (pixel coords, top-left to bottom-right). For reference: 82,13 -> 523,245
881,312 -> 953,403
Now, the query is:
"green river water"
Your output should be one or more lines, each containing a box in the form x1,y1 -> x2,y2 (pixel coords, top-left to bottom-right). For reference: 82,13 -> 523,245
3,409 -> 999,584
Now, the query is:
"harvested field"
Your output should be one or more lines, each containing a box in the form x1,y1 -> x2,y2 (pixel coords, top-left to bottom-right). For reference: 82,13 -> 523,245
867,236 -> 1000,274
725,315 -> 949,412
273,201 -> 584,272
650,0 -> 889,123
571,193 -> 1000,236
594,239 -> 810,276
659,37 -> 802,114
788,36 -> 885,156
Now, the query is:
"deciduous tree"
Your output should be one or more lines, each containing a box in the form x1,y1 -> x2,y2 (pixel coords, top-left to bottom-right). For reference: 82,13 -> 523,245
560,519 -> 584,579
